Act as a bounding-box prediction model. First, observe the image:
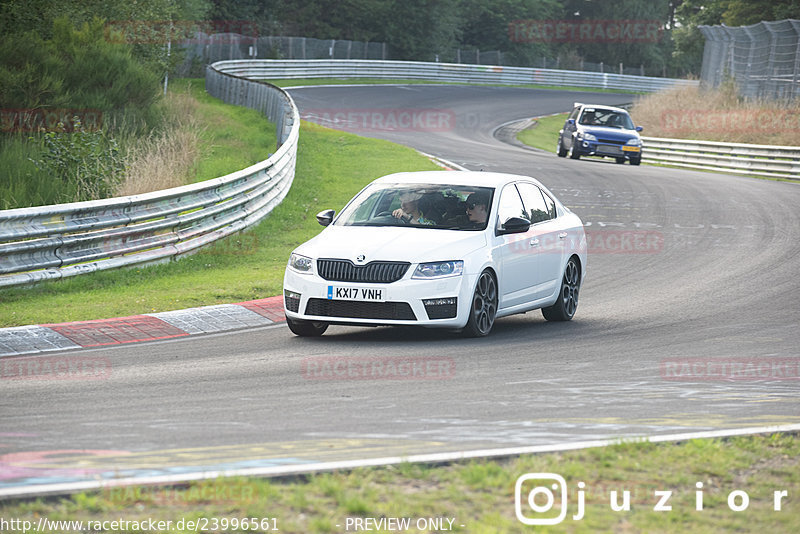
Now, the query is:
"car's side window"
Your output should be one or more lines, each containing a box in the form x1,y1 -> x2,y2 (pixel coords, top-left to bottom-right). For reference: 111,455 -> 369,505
496,184 -> 527,230
541,190 -> 557,220
516,183 -> 552,224
568,107 -> 580,121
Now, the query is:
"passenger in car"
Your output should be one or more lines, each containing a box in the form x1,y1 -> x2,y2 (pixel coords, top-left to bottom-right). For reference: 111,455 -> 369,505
465,191 -> 490,226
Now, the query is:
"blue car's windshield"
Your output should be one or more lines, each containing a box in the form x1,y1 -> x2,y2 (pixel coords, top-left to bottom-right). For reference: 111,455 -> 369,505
335,183 -> 495,231
579,108 -> 635,130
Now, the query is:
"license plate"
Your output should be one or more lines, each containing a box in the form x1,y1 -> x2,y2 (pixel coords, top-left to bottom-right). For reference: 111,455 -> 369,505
327,286 -> 385,301
622,146 -> 641,152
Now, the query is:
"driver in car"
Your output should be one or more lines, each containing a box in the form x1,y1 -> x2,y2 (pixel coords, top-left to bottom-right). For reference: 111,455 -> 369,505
392,191 -> 436,225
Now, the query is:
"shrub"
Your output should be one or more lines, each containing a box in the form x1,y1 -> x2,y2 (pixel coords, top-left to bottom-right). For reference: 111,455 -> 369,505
28,117 -> 126,201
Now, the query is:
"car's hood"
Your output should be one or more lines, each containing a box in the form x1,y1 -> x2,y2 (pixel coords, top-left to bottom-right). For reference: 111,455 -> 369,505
295,225 -> 487,264
580,126 -> 639,140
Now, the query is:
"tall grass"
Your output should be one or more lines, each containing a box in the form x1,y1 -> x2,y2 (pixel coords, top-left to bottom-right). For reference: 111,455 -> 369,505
0,136 -> 51,210
630,83 -> 800,146
116,92 -> 202,196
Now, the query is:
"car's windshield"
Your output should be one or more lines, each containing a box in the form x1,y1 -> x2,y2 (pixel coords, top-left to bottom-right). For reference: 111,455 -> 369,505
335,183 -> 495,230
579,108 -> 635,129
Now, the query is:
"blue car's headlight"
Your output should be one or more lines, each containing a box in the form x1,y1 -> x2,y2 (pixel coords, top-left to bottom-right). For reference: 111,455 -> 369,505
580,132 -> 597,142
288,253 -> 313,273
412,261 -> 464,279
626,137 -> 642,146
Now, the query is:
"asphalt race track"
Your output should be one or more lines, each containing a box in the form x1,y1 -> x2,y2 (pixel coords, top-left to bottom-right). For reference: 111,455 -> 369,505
2,85 -> 799,494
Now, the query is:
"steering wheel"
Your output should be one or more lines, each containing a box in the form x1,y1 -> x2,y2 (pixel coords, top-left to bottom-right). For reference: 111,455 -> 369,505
376,211 -> 410,224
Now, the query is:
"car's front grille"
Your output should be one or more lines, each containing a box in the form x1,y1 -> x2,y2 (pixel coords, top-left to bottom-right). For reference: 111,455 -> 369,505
598,138 -> 624,145
317,259 -> 410,283
305,298 -> 417,321
597,144 -> 623,154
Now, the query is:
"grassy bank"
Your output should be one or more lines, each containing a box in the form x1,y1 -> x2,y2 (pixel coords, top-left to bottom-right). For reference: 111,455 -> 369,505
516,113 -> 568,153
2,433 -> 797,533
630,85 -> 800,146
0,86 -> 439,327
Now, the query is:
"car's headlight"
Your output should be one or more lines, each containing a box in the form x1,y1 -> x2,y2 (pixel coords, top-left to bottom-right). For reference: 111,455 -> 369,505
412,260 -> 464,279
580,132 -> 597,141
626,137 -> 642,146
288,253 -> 313,273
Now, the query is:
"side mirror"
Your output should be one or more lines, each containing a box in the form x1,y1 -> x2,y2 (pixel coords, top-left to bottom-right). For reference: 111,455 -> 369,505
499,217 -> 531,235
567,118 -> 576,126
316,209 -> 335,227
635,126 -> 643,132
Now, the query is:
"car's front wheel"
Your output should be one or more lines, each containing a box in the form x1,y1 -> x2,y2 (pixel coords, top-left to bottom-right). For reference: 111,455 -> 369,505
569,140 -> 581,159
287,317 -> 329,337
630,156 -> 641,166
542,257 -> 581,321
615,157 -> 626,164
463,270 -> 497,337
557,137 -> 568,157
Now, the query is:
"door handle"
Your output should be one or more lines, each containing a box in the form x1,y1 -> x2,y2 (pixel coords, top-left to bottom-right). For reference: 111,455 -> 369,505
530,238 -> 539,246
558,232 -> 568,239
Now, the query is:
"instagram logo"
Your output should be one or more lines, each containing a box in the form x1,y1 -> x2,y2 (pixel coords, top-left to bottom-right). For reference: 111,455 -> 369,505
515,473 -> 576,525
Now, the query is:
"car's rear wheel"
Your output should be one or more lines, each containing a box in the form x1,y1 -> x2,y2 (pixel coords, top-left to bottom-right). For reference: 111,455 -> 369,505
463,270 -> 497,337
630,156 -> 641,166
287,317 -> 328,337
569,141 -> 581,159
542,257 -> 581,321
557,137 -> 568,157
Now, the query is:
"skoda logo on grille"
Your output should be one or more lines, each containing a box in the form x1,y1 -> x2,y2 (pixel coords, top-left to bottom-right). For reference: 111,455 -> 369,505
356,254 -> 366,263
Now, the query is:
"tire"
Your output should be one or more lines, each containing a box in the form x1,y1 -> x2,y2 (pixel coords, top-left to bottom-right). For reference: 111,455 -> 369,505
557,137 -> 568,157
630,156 -> 641,166
287,317 -> 328,337
463,270 -> 498,337
615,157 -> 626,164
542,257 -> 581,322
569,141 -> 581,160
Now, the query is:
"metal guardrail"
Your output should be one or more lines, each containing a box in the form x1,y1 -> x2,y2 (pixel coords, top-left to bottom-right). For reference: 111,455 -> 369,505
214,59 -> 698,93
641,137 -> 800,180
0,63 -> 299,288
1,60 -> 793,288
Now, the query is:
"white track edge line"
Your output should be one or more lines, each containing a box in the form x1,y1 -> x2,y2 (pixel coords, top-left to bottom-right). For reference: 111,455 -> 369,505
2,423 -> 798,500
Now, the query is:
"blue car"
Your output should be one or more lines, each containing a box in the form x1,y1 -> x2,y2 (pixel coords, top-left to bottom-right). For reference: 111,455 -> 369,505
557,103 -> 643,165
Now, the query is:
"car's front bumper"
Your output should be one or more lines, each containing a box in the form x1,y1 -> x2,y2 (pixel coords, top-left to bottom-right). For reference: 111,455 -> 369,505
284,267 -> 478,328
576,140 -> 641,158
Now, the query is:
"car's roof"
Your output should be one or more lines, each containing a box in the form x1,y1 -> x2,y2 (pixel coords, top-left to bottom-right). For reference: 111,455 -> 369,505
372,171 -> 543,189
577,103 -> 630,114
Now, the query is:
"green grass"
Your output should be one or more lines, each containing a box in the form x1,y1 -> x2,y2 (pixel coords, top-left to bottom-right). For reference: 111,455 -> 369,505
269,77 -> 645,94
0,135 -> 51,210
2,433 -> 797,533
0,100 -> 439,327
515,113 -> 568,153
173,79 -> 278,183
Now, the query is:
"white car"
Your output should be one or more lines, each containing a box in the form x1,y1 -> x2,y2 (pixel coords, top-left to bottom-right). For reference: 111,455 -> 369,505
283,171 -> 587,337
